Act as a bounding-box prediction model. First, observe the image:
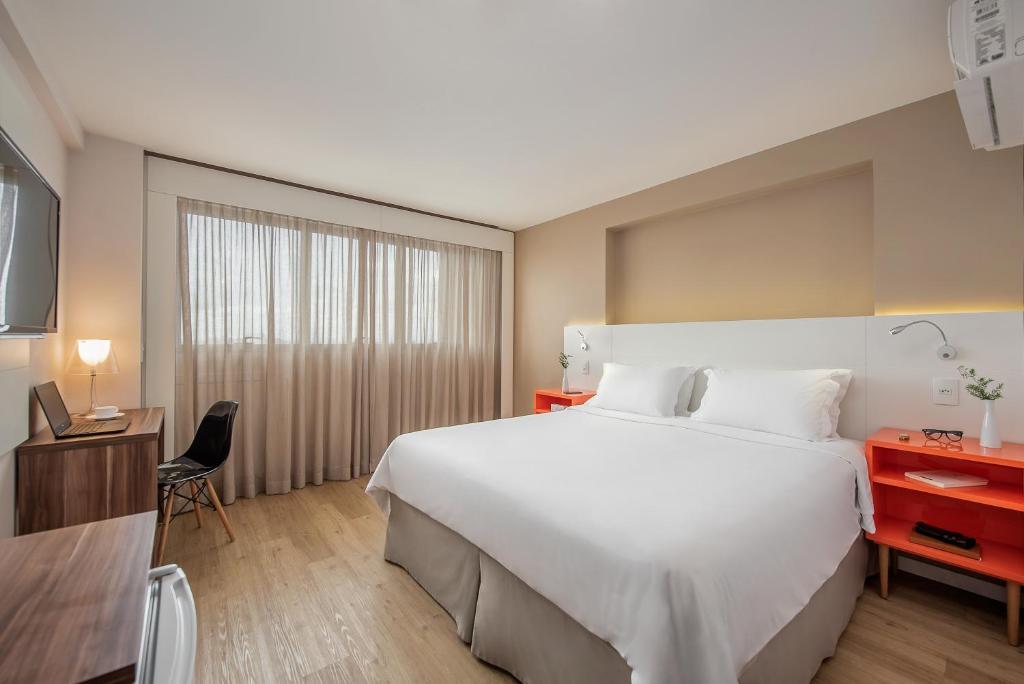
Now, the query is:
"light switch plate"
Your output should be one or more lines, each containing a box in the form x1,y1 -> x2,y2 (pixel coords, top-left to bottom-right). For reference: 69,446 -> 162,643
932,377 -> 959,406
582,360 -> 590,375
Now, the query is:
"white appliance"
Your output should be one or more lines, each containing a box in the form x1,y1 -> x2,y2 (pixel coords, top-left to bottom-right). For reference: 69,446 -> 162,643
137,565 -> 197,684
948,0 -> 1024,149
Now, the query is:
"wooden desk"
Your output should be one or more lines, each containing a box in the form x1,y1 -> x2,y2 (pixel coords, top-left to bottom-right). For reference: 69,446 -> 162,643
17,407 -> 165,535
0,512 -> 156,683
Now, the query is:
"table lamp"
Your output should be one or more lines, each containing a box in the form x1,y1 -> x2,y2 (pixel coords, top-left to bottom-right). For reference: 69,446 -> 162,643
66,339 -> 119,413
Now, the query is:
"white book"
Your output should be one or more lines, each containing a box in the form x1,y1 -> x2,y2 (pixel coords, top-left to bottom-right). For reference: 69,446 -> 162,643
904,470 -> 988,489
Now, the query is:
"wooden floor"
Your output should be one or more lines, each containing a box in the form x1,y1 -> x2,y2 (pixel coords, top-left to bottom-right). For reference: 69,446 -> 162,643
164,478 -> 1024,683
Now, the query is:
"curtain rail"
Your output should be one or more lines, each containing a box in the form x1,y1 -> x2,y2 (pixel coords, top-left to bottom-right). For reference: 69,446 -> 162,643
144,150 -> 508,232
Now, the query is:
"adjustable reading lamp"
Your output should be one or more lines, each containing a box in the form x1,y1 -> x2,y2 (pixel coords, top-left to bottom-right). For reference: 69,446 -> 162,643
888,320 -> 958,360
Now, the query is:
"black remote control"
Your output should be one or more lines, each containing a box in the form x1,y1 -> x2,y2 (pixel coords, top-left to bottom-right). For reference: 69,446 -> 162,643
914,521 -> 976,550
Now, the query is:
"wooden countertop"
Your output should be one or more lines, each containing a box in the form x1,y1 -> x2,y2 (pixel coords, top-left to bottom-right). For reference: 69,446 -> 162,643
18,407 -> 164,454
0,511 -> 157,683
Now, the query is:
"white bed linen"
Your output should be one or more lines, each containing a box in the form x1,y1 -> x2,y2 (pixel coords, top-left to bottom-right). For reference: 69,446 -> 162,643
367,406 -> 874,684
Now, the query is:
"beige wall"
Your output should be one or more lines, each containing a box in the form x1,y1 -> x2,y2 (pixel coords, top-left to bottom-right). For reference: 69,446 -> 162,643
0,120 -> 143,536
0,32 -> 68,537
608,167 -> 874,324
514,92 -> 1024,415
62,134 -> 144,413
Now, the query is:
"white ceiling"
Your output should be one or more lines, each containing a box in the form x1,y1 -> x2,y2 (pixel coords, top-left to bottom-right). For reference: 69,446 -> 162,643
5,1 -> 953,229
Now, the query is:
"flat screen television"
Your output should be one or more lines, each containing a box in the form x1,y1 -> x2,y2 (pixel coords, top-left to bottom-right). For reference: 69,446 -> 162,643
0,124 -> 59,335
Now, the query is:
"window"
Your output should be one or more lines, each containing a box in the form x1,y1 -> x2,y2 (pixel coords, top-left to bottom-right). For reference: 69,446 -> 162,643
175,195 -> 502,496
183,204 -> 481,348
185,211 -> 300,344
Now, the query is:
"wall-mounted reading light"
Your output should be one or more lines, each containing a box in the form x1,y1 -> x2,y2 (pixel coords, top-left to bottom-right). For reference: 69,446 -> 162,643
888,320 -> 958,360
577,329 -> 589,351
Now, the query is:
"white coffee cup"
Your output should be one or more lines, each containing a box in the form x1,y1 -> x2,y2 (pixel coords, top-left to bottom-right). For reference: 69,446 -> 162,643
94,405 -> 119,419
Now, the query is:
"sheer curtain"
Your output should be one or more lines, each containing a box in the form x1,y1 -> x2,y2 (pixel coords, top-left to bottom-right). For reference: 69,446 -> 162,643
176,197 -> 501,502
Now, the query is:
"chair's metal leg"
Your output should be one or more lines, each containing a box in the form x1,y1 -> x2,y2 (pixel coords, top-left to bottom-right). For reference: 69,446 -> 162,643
189,480 -> 203,528
157,484 -> 177,565
205,478 -> 235,542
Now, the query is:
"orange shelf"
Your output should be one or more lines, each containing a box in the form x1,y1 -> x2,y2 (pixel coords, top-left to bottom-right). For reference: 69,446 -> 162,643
868,428 -> 1024,469
534,388 -> 595,401
872,467 -> 1024,513
868,516 -> 1024,584
866,428 -> 1024,645
533,388 -> 595,414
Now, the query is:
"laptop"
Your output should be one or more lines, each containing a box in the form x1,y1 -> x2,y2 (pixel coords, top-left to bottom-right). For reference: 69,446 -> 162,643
33,381 -> 131,438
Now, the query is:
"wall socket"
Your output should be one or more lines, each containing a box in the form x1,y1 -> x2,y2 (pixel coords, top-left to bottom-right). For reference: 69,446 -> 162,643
932,377 -> 959,406
581,360 -> 590,375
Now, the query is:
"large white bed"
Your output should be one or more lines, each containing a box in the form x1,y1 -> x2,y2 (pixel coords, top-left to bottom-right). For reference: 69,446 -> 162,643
367,404 -> 874,684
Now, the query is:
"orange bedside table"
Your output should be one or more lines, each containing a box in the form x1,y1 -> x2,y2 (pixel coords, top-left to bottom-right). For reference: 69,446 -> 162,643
864,428 -> 1024,645
534,388 -> 595,414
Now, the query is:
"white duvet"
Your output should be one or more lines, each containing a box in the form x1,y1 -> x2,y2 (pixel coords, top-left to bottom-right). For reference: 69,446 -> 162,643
366,406 -> 874,684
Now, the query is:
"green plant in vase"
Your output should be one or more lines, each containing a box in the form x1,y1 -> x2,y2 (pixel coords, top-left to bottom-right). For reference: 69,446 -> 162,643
958,365 -> 1004,448
559,352 -> 572,393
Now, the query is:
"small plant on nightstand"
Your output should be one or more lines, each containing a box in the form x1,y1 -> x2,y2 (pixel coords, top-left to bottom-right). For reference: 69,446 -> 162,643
958,365 -> 1004,448
558,352 -> 572,393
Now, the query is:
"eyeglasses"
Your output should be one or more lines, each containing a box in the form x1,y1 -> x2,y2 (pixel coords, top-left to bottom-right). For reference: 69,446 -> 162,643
922,428 -> 964,443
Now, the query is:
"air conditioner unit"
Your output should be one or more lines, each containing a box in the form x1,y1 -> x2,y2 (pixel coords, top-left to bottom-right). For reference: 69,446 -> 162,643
949,0 -> 1024,150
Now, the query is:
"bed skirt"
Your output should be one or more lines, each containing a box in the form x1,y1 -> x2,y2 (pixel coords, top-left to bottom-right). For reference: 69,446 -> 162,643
384,494 -> 868,684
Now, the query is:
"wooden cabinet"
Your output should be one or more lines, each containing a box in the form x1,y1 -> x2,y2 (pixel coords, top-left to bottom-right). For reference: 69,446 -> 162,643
0,512 -> 157,683
17,408 -> 164,535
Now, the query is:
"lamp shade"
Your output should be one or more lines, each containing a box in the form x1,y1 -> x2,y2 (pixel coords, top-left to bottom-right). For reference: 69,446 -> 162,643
66,339 -> 119,375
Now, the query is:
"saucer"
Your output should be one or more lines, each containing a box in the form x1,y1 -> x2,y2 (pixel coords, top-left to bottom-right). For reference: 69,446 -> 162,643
85,412 -> 125,420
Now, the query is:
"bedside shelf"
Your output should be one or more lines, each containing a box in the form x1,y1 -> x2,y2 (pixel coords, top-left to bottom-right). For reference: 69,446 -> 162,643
869,516 -> 1024,585
865,428 -> 1023,646
868,428 -> 1024,468
871,467 -> 1024,512
533,388 -> 595,414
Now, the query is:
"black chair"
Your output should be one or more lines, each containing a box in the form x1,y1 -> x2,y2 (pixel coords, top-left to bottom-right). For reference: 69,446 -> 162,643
156,400 -> 239,564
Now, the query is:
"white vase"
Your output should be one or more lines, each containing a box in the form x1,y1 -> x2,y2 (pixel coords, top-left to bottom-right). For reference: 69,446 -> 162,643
980,399 -> 1002,449
561,368 -> 570,393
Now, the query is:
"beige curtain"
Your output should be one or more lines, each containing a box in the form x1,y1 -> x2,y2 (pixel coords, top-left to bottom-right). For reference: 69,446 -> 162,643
176,197 -> 501,503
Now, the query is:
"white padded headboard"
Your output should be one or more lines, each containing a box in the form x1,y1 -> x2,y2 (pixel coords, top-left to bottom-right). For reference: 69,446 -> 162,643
564,312 -> 1023,442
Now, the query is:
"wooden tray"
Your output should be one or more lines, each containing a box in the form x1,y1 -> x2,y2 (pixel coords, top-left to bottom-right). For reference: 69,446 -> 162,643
909,529 -> 981,560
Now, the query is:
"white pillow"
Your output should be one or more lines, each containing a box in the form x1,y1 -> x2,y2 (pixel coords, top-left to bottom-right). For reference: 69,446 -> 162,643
827,371 -> 853,438
690,368 -> 851,441
587,363 -> 696,417
676,371 -> 698,417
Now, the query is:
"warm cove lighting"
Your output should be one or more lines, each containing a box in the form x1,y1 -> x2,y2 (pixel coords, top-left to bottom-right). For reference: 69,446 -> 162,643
875,306 -> 1024,316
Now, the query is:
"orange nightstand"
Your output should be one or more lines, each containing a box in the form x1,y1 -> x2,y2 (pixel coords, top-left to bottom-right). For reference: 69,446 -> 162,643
865,428 -> 1024,645
534,388 -> 595,414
